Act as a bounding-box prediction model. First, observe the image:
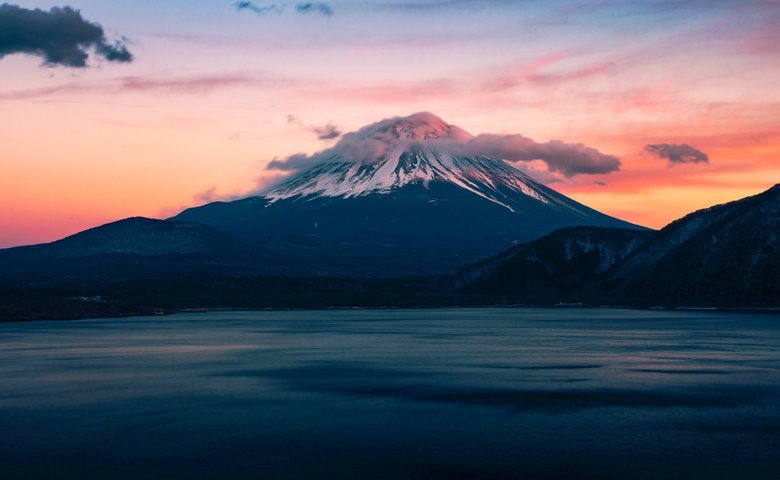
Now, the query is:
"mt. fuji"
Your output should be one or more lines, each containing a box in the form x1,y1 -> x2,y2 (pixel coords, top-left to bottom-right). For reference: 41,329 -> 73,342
173,113 -> 644,275
263,112 -> 616,211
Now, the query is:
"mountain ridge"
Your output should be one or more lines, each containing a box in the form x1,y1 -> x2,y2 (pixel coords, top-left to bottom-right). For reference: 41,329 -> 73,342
0,184 -> 776,321
0,217 -> 247,259
454,183 -> 779,307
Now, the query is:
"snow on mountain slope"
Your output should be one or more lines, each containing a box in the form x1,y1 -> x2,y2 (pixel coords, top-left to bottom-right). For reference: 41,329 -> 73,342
266,149 -> 553,211
264,112 -> 591,217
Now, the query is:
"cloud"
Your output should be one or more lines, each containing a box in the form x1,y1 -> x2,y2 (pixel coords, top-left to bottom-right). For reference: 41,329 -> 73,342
0,4 -> 132,67
286,114 -> 342,140
193,186 -> 220,204
312,123 -> 341,139
233,1 -> 333,17
267,112 -> 620,179
118,74 -> 272,93
0,73 -> 287,100
159,183 -> 264,218
232,1 -> 282,15
644,143 -> 710,165
295,2 -> 334,16
465,134 -> 620,176
267,153 -> 314,171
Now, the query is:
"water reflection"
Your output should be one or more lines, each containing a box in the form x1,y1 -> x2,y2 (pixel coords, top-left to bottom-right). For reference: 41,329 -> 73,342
0,308 -> 777,479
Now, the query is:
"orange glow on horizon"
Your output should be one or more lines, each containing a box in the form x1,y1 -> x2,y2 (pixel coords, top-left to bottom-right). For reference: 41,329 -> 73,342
1,1 -> 778,247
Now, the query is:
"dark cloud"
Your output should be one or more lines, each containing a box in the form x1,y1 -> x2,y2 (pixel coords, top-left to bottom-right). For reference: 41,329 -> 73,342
312,123 -> 341,139
267,153 -> 313,171
465,134 -> 620,177
267,112 -> 620,179
95,38 -> 132,62
232,1 -> 282,15
0,4 -> 132,67
287,114 -> 342,140
593,181 -> 607,186
295,2 -> 334,16
645,143 -> 709,165
233,1 -> 333,17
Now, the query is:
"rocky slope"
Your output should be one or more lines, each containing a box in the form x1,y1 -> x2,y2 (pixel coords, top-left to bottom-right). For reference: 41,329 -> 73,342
453,184 -> 779,307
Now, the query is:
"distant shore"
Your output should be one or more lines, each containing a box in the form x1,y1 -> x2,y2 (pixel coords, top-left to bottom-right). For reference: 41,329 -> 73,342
3,300 -> 778,323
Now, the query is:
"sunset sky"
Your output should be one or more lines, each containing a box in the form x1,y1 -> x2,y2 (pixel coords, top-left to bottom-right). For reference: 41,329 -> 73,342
1,0 -> 778,248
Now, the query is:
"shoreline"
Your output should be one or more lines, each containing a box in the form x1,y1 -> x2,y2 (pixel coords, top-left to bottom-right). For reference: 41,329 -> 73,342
3,302 -> 779,324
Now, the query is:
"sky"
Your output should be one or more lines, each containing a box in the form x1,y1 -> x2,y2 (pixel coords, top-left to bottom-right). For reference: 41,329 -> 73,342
1,0 -> 778,247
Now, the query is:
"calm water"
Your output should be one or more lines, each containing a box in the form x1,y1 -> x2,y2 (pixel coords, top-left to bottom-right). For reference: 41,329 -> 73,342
0,308 -> 778,479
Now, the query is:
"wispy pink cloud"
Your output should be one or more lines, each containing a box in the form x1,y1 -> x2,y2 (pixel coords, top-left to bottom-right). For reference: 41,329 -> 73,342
0,73 -> 286,100
118,74 -> 287,93
287,51 -> 620,106
325,78 -> 458,103
484,51 -> 578,90
525,61 -> 615,85
0,82 -> 91,100
0,49 -> 619,111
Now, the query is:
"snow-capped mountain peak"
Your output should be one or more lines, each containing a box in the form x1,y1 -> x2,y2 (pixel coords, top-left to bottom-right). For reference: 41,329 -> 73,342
357,111 -> 473,142
263,112 -> 577,213
265,145 -> 562,212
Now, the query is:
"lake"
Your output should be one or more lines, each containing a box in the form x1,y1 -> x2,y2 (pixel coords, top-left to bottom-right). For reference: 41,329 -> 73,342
0,308 -> 778,479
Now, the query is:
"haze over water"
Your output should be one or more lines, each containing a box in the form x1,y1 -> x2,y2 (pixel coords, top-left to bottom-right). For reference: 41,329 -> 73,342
1,308 -> 778,479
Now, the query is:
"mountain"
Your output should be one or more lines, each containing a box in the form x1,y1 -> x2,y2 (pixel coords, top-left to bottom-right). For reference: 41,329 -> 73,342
173,112 -> 643,276
450,226 -> 655,300
453,184 -> 780,307
0,217 -> 256,281
0,217 -> 245,259
607,183 -> 780,306
1,185 -> 776,321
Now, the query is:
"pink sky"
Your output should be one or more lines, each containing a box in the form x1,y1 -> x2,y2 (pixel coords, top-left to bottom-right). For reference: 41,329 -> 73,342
1,1 -> 778,247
